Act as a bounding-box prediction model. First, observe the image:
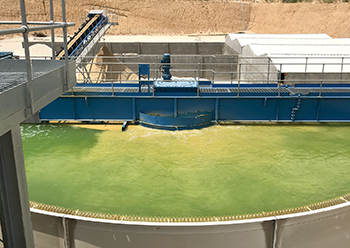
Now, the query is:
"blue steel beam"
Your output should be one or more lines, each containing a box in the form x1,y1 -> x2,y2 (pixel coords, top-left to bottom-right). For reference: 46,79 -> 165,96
39,83 -> 350,123
40,94 -> 350,123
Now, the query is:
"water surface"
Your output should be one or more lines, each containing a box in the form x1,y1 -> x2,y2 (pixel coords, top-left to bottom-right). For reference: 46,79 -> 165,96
22,124 -> 350,217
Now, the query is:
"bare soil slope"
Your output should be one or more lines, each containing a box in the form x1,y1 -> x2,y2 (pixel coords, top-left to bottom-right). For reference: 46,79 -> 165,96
250,3 -> 350,38
0,0 -> 251,36
1,0 -> 350,38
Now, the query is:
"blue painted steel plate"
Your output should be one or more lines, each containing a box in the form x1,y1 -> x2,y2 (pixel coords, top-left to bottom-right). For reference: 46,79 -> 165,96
139,112 -> 213,130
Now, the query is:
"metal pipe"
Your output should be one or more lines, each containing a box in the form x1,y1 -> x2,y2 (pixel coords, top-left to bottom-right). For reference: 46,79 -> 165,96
240,0 -> 245,31
230,56 -> 233,84
193,55 -> 197,79
319,63 -> 325,97
304,57 -> 308,82
238,62 -> 241,97
27,23 -> 69,32
213,56 -> 216,84
267,59 -> 270,83
0,21 -> 74,26
49,0 -> 56,59
61,0 -> 69,91
278,64 -> 282,97
110,63 -> 114,96
340,57 -> 344,82
0,27 -> 25,35
197,62 -> 200,97
119,63 -> 122,83
19,0 -> 34,118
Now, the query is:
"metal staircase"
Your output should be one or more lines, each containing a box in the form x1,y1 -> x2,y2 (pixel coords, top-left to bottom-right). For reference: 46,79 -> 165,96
291,95 -> 302,121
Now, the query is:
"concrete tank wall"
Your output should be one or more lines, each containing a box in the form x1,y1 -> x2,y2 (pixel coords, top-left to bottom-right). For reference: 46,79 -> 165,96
29,202 -> 350,248
28,41 -> 224,56
101,42 -> 223,55
113,55 -> 238,81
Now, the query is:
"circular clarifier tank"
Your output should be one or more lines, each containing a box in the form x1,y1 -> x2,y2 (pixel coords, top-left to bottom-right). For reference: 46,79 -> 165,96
22,124 -> 350,220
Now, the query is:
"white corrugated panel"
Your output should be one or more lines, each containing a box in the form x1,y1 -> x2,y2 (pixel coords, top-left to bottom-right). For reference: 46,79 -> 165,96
225,33 -> 332,54
225,33 -> 350,73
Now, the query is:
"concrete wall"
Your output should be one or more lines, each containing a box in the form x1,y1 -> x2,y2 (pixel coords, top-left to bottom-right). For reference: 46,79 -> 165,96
28,41 -> 224,56
83,55 -> 238,82
239,56 -> 279,84
103,42 -> 223,55
30,202 -> 350,248
224,42 -> 280,84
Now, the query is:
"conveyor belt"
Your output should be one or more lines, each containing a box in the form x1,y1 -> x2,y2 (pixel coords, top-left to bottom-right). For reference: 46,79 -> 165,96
56,14 -> 101,59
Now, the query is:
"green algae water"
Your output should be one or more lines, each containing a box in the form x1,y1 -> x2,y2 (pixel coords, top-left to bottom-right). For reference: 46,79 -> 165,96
21,124 -> 350,217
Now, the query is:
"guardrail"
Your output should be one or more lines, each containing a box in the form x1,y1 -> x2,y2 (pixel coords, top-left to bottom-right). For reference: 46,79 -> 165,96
76,55 -> 350,85
0,0 -> 75,115
74,55 -> 350,99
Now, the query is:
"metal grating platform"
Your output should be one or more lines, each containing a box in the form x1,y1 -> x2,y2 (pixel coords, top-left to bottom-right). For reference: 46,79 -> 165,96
0,60 -> 76,136
72,86 -> 154,93
0,72 -> 46,94
0,81 -> 23,94
200,87 -> 290,94
71,85 -> 350,95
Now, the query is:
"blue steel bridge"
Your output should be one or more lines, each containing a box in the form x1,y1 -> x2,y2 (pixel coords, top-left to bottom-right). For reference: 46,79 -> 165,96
41,53 -> 350,129
30,10 -> 350,129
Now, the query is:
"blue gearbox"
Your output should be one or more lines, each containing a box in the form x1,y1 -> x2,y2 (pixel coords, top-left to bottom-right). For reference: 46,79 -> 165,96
161,53 -> 172,80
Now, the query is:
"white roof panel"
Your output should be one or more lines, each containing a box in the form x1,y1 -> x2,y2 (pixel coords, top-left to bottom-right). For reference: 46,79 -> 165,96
225,33 -> 332,54
225,33 -> 350,73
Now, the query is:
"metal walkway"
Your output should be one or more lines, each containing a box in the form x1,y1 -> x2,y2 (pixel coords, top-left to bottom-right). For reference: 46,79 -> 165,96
70,85 -> 350,95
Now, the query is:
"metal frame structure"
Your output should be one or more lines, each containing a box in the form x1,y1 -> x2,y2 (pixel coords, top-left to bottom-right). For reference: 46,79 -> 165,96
0,0 -> 75,247
72,54 -> 350,98
39,54 -> 350,124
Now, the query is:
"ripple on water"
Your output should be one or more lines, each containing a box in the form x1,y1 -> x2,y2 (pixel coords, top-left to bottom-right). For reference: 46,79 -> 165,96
21,124 -> 350,217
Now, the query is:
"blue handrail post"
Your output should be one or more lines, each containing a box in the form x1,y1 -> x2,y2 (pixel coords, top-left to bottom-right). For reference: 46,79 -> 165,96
139,64 -> 150,93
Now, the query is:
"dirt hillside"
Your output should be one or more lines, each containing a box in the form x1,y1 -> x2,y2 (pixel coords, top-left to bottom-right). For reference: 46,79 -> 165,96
0,0 -> 350,38
250,3 -> 350,38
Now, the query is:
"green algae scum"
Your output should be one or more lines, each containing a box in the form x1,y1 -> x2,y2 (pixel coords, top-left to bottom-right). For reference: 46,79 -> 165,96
21,124 -> 350,219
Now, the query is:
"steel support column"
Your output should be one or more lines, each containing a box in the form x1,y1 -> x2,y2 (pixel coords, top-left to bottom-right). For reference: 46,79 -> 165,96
0,126 -> 34,248
19,0 -> 34,118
